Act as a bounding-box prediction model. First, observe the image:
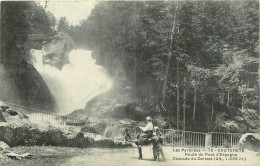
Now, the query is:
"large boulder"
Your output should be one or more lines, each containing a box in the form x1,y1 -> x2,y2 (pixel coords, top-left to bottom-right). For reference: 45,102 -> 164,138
65,132 -> 93,148
239,133 -> 260,152
0,142 -> 10,151
0,106 -> 7,127
42,32 -> 74,70
103,125 -> 125,140
47,129 -> 66,146
0,141 -> 10,160
0,127 -> 16,147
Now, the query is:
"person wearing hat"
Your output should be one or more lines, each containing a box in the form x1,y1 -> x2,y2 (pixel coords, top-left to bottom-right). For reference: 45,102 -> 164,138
140,116 -> 153,132
138,116 -> 154,141
135,116 -> 154,160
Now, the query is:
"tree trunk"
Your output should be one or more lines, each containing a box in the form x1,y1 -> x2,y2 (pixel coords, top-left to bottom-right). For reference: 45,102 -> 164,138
257,52 -> 260,116
134,53 -> 137,99
161,3 -> 179,104
183,77 -> 186,131
193,77 -> 197,120
242,94 -> 244,111
211,93 -> 214,122
176,58 -> 180,129
227,90 -> 230,107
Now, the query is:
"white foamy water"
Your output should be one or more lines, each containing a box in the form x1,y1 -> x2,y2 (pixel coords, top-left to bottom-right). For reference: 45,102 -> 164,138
31,49 -> 113,114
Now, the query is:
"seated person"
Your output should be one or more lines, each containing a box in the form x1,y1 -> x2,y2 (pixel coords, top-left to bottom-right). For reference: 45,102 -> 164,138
139,116 -> 154,138
136,116 -> 154,145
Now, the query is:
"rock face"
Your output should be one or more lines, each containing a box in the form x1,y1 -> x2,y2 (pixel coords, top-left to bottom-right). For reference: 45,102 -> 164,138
0,107 -> 7,123
0,62 -> 56,112
68,87 -> 144,121
0,2 -> 56,112
0,32 -> 75,113
42,32 -> 74,70
0,104 -> 132,149
0,142 -> 10,151
0,104 -> 93,148
239,133 -> 260,152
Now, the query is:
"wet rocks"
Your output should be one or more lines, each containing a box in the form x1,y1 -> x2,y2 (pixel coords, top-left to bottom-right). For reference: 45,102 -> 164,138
0,142 -> 10,151
0,105 -> 133,149
239,133 -> 260,152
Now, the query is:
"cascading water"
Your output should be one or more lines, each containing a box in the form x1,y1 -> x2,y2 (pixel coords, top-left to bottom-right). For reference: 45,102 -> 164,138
31,49 -> 113,115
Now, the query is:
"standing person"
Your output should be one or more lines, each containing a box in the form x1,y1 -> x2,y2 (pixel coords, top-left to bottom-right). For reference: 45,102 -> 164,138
123,128 -> 132,143
153,126 -> 165,161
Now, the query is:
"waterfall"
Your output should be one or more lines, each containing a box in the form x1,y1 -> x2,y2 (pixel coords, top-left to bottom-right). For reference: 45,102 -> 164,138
31,49 -> 113,115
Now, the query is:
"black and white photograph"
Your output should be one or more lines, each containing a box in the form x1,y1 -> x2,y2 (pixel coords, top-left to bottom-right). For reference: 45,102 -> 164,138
0,0 -> 259,165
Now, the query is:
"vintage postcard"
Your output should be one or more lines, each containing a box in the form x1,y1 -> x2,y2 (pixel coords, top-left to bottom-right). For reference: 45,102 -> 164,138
0,0 -> 259,165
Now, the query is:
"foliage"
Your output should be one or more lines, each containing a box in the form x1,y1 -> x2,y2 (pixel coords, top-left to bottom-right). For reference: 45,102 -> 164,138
1,2 -> 30,64
1,1 -> 55,65
2,1 -> 258,132
0,1 -> 56,111
67,1 -> 259,132
57,17 -> 70,33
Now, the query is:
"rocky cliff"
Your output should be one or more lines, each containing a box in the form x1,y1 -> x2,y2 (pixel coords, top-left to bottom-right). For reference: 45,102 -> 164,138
42,32 -> 75,70
0,62 -> 56,112
0,30 -> 56,112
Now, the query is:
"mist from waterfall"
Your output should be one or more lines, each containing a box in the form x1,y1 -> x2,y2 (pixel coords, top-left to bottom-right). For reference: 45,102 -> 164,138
31,49 -> 113,115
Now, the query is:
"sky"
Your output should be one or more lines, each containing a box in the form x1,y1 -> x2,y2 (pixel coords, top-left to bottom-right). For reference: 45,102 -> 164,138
39,1 -> 97,26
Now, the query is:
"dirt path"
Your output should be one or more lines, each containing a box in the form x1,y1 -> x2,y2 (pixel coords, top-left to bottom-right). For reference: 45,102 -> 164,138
62,147 -> 169,166
2,146 -> 259,166
61,146 -> 259,166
